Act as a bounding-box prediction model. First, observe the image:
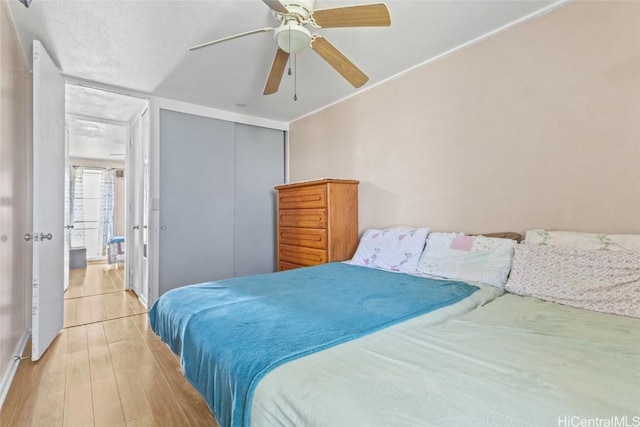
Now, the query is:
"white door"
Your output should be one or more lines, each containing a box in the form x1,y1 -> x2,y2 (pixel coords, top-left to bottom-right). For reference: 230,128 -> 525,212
140,109 -> 150,304
31,40 -> 65,361
63,128 -> 70,291
126,116 -> 143,295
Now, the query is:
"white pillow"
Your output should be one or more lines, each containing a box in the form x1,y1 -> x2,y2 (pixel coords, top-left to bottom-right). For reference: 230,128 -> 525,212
416,232 -> 516,287
525,229 -> 640,251
505,244 -> 640,318
350,227 -> 429,273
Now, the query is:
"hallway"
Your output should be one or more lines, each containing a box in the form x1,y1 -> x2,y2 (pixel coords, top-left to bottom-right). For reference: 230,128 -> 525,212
0,264 -> 217,426
64,263 -> 146,328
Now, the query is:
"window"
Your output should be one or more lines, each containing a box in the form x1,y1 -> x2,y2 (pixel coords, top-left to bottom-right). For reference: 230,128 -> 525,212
70,167 -> 115,260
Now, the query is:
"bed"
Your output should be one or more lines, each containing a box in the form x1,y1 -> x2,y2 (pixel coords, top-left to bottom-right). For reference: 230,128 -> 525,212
150,262 -> 502,427
149,227 -> 640,427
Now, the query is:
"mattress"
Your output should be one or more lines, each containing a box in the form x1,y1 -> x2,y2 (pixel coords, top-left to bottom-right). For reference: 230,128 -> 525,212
251,293 -> 640,426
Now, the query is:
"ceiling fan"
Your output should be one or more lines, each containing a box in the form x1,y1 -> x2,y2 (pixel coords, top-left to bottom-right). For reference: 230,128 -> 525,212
190,0 -> 391,95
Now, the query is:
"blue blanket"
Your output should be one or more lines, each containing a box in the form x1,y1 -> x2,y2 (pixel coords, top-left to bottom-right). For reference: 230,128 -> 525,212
149,262 -> 478,427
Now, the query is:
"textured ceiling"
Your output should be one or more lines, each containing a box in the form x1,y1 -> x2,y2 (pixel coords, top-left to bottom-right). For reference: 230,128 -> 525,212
9,0 -> 563,123
66,85 -> 146,160
66,84 -> 147,123
66,117 -> 127,142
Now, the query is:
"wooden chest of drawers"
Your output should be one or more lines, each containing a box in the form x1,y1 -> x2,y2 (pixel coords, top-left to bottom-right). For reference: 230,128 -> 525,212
275,179 -> 359,271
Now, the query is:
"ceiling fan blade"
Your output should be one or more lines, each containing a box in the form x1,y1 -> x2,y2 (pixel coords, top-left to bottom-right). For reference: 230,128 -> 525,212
262,0 -> 289,14
190,27 -> 274,51
264,49 -> 290,95
311,3 -> 391,28
311,37 -> 369,88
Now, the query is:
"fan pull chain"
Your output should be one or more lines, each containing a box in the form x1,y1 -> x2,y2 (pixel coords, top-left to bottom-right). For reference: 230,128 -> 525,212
293,54 -> 297,101
287,25 -> 292,76
285,25 -> 297,101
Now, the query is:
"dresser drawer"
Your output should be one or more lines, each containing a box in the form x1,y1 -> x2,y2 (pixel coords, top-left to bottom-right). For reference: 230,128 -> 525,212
278,227 -> 327,249
279,244 -> 327,266
278,186 -> 327,209
279,209 -> 327,228
278,261 -> 305,271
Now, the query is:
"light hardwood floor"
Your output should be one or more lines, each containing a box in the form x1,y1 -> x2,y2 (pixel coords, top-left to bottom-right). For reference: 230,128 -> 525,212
66,263 -> 125,299
1,264 -> 218,427
64,264 -> 147,328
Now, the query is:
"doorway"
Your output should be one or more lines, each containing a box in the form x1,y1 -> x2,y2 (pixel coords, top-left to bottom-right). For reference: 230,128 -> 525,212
64,84 -> 149,326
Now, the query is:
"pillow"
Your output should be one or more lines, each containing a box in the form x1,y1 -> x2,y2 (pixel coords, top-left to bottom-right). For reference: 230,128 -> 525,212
524,229 -> 640,251
416,232 -> 516,287
505,244 -> 640,318
350,227 -> 429,273
471,232 -> 522,242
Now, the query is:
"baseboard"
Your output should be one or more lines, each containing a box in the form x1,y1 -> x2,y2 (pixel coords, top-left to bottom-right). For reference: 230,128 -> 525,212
0,331 -> 30,410
138,293 -> 148,310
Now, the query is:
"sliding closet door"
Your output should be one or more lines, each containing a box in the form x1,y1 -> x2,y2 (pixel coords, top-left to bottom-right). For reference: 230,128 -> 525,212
159,110 -> 235,295
233,124 -> 285,277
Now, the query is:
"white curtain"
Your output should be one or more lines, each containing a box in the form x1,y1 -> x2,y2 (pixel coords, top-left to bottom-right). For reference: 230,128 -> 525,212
69,167 -> 85,248
99,169 -> 115,256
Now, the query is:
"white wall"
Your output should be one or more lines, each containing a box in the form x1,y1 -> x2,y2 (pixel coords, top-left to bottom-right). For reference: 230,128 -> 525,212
289,1 -> 640,235
0,0 -> 31,407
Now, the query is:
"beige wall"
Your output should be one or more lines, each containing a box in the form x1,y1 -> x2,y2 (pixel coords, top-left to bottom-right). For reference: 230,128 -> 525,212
289,1 -> 640,235
69,158 -> 126,236
0,0 -> 31,402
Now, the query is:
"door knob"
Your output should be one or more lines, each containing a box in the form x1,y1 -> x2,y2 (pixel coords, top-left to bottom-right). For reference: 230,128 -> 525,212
65,225 -> 74,229
132,225 -> 140,230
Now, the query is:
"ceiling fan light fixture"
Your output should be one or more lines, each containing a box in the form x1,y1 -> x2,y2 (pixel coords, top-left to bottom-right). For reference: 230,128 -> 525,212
275,23 -> 311,54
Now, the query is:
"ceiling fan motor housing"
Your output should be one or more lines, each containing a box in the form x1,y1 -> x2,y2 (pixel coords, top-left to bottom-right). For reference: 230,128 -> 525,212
279,0 -> 316,20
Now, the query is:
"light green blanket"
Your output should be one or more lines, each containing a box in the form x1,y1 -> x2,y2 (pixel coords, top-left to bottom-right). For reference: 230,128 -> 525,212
252,293 -> 640,426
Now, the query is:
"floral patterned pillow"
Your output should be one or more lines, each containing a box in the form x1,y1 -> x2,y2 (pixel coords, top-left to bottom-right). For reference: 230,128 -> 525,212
350,227 -> 430,273
525,229 -> 640,251
416,233 -> 516,287
505,244 -> 640,318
